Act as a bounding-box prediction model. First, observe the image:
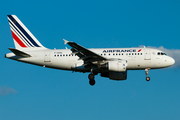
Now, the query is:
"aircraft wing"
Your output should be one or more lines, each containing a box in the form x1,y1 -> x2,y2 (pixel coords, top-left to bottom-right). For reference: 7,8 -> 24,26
63,39 -> 107,64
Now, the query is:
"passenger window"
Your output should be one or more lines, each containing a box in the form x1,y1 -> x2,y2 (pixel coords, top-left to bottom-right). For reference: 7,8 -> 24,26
132,53 -> 134,55
109,54 -> 110,56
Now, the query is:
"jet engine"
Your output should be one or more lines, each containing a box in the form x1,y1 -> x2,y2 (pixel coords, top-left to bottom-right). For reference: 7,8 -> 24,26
101,71 -> 127,80
98,60 -> 127,72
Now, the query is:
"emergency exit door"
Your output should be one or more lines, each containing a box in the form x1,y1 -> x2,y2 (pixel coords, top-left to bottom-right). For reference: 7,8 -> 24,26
144,49 -> 151,60
44,51 -> 51,62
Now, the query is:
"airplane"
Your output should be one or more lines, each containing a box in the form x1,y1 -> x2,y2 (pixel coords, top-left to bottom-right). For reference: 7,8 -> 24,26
5,15 -> 175,86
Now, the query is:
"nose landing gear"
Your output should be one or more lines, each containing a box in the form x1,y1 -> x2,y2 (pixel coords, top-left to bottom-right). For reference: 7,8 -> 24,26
145,68 -> 150,81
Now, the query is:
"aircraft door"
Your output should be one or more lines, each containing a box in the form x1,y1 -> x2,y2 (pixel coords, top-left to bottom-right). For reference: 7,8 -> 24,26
144,49 -> 151,60
44,51 -> 51,62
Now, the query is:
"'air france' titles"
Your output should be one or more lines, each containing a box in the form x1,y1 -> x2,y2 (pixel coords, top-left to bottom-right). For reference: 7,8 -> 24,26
103,49 -> 137,53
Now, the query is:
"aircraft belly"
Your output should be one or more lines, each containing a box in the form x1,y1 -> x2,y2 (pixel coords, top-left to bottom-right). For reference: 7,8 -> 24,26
13,56 -> 44,66
127,59 -> 136,69
127,57 -> 157,69
50,57 -> 81,70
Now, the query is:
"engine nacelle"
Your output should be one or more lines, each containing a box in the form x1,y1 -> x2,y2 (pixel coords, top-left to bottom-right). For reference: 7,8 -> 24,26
101,71 -> 127,80
99,60 -> 127,72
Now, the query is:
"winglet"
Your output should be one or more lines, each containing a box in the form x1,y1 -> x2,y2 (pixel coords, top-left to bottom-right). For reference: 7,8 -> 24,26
63,39 -> 69,45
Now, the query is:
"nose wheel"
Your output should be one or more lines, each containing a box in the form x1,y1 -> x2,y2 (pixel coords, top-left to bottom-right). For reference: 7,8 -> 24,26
145,68 -> 150,81
146,76 -> 150,81
88,73 -> 95,86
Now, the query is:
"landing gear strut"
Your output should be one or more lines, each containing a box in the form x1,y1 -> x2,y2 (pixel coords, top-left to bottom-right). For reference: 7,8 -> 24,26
145,68 -> 150,81
88,73 -> 95,86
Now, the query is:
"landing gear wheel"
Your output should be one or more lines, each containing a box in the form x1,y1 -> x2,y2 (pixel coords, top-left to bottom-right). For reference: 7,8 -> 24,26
88,72 -> 96,86
88,73 -> 94,80
145,68 -> 151,82
146,77 -> 150,81
89,79 -> 95,86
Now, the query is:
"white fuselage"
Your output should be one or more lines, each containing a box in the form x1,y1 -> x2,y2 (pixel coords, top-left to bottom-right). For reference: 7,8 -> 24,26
6,47 -> 175,72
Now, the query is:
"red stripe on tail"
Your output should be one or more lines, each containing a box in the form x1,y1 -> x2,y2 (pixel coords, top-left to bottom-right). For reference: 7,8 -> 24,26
11,30 -> 27,48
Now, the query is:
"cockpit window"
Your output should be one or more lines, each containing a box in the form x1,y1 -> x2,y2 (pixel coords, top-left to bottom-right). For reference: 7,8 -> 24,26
157,52 -> 167,55
163,53 -> 167,55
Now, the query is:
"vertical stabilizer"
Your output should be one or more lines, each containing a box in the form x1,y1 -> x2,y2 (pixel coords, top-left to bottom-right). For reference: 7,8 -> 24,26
7,15 -> 46,50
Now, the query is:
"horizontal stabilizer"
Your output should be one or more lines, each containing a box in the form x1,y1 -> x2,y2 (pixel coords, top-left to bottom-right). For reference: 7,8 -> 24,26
8,48 -> 31,57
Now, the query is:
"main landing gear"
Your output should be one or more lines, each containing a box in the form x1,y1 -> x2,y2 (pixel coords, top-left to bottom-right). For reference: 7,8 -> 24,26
145,68 -> 150,81
88,73 -> 95,86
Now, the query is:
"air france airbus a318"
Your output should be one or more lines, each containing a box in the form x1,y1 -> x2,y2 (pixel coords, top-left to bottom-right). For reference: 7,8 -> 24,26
5,15 -> 175,86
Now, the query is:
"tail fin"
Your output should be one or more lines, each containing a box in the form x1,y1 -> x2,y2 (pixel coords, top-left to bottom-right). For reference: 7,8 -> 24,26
7,15 -> 46,50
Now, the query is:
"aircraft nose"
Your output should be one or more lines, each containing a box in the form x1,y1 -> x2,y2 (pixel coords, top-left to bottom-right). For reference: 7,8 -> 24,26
171,58 -> 175,65
168,57 -> 175,66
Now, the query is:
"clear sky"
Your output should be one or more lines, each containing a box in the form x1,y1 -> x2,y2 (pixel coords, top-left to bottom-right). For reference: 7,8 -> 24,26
0,0 -> 180,120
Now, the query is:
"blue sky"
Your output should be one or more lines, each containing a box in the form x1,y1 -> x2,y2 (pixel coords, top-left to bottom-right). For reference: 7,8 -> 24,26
0,0 -> 180,120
